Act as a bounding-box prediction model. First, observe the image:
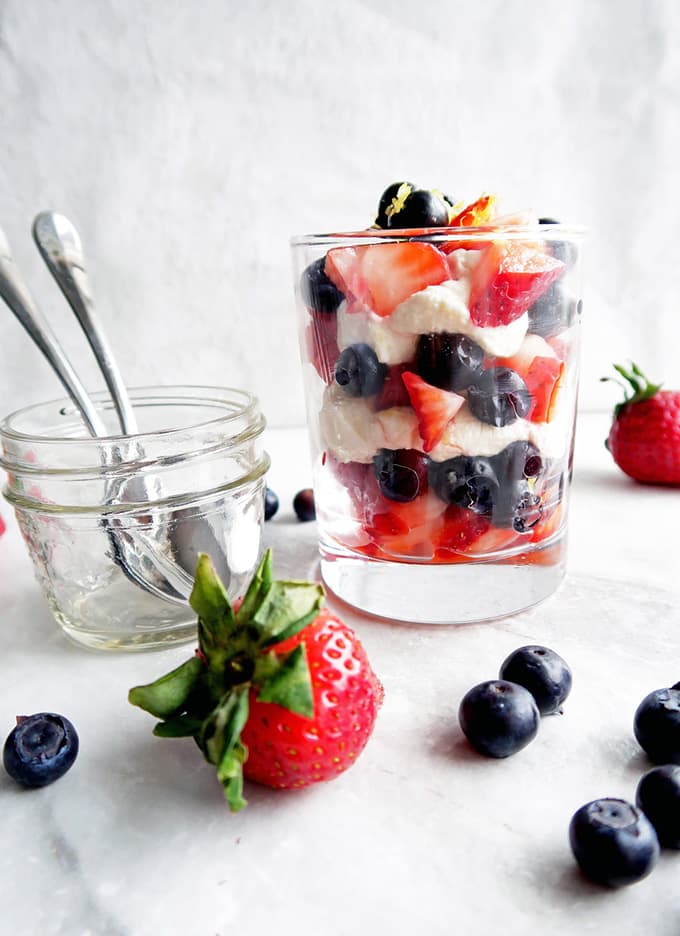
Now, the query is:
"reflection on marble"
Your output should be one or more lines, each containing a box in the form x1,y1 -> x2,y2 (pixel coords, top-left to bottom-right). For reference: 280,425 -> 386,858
1,417 -> 680,935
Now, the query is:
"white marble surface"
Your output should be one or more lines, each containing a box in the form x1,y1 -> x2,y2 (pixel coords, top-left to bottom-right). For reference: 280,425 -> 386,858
1,414 -> 680,936
2,0 -> 680,425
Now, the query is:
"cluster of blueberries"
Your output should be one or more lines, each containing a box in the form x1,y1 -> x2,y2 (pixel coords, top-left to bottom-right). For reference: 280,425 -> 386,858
458,650 -> 680,888
264,487 -> 315,524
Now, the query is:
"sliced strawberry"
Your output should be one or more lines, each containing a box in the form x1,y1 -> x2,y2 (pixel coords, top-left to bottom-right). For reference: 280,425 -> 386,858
464,526 -> 524,556
402,371 -> 464,452
375,364 -> 412,410
449,193 -> 497,227
469,241 -> 565,327
0,513 -> 5,539
433,505 -> 490,556
305,309 -> 338,384
325,242 -> 449,318
365,490 -> 447,560
524,357 -> 564,422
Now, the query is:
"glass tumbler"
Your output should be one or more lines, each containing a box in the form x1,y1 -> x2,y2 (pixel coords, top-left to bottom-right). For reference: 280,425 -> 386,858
0,386 -> 270,650
292,225 -> 584,623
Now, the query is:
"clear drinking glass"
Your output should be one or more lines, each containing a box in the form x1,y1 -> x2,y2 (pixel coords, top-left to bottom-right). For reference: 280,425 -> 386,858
0,386 -> 270,650
291,225 -> 584,623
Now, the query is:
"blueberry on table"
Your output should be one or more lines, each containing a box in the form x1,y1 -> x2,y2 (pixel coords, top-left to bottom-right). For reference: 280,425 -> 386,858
372,448 -> 429,503
569,799 -> 659,887
386,188 -> 450,230
335,343 -> 387,398
636,765 -> 680,848
264,487 -> 279,521
3,713 -> 79,788
429,456 -> 498,515
499,645 -> 572,715
458,680 -> 540,758
467,368 -> 531,427
293,488 -> 316,522
634,687 -> 680,763
415,332 -> 484,392
300,257 -> 344,315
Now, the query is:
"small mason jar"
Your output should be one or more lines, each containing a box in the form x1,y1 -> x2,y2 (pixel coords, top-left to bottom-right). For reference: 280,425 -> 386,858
0,386 -> 270,651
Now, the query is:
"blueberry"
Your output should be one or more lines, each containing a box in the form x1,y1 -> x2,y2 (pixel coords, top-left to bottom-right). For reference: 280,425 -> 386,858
293,488 -> 316,522
499,645 -> 572,715
300,257 -> 344,315
467,368 -> 531,427
373,448 -> 429,503
492,441 -> 544,483
458,680 -> 540,758
264,487 -> 279,521
3,713 -> 79,788
634,687 -> 680,763
375,181 -> 414,229
334,343 -> 387,398
569,799 -> 659,887
527,282 -> 577,338
636,765 -> 680,848
429,456 -> 498,515
415,332 -> 484,392
387,188 -> 449,230
492,481 -> 543,532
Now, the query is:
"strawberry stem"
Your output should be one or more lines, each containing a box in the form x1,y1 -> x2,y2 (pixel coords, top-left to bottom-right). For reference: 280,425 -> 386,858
602,362 -> 662,418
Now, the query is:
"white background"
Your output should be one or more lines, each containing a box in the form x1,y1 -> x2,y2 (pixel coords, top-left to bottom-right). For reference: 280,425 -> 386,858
1,0 -> 678,427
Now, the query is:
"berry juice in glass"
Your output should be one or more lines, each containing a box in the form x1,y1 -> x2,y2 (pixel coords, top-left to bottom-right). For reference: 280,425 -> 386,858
291,222 -> 584,623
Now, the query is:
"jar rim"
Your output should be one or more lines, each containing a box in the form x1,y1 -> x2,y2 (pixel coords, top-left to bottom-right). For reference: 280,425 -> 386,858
291,223 -> 587,247
0,385 -> 261,446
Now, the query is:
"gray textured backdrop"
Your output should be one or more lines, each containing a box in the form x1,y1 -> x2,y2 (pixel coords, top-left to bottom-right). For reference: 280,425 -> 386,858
1,0 -> 677,425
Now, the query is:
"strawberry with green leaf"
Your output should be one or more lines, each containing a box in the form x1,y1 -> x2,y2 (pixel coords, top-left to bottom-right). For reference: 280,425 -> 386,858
129,550 -> 383,811
602,363 -> 680,485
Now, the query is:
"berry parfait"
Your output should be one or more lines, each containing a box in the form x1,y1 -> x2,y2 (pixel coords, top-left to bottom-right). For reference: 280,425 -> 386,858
292,184 -> 584,623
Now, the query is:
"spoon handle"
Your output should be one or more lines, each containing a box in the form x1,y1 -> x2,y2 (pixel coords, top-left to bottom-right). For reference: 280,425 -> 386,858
0,227 -> 106,436
32,212 -> 138,435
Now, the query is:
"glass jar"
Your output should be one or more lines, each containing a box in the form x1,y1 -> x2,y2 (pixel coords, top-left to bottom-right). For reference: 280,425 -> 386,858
0,386 -> 270,651
292,225 -> 584,624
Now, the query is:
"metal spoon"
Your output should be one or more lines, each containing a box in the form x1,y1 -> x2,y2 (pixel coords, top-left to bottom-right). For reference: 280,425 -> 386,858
32,212 -> 137,434
31,211 -> 232,593
0,224 -> 188,604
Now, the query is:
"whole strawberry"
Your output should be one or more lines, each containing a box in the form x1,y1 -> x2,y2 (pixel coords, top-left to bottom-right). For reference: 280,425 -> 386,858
603,363 -> 680,485
129,550 -> 383,811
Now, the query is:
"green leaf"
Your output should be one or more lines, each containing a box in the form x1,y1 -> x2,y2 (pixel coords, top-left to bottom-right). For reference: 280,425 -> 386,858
190,554 -> 236,657
128,656 -> 203,718
256,644 -> 314,718
235,548 -> 274,624
153,713 -> 205,738
219,741 -> 248,812
199,688 -> 250,768
253,581 -> 324,645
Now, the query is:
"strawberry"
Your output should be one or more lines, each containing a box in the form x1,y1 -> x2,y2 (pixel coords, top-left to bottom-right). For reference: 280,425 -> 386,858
129,550 -> 383,810
0,514 -> 5,539
468,240 -> 565,327
325,242 -> 449,318
305,308 -> 339,384
494,337 -> 564,423
402,371 -> 465,452
449,193 -> 497,227
433,505 -> 490,558
603,363 -> 680,485
375,364 -> 412,410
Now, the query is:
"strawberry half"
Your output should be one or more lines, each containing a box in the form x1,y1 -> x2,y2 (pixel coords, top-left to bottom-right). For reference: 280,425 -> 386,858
129,550 -> 383,810
469,241 -> 565,327
603,363 -> 680,485
449,193 -> 497,227
325,242 -> 449,318
402,371 -> 465,452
